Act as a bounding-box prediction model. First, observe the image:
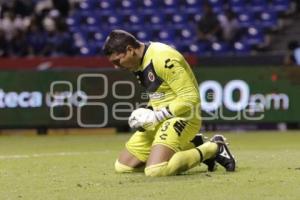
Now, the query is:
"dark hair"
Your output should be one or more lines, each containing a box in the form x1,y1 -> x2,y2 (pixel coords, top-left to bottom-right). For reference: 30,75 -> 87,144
102,29 -> 141,55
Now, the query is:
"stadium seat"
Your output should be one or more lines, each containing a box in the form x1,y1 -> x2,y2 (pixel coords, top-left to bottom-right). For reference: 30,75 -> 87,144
188,42 -> 210,55
117,0 -> 138,12
79,11 -> 100,26
95,0 -> 116,11
185,8 -> 202,23
207,0 -> 224,13
243,26 -> 265,45
144,12 -> 165,27
78,0 -> 95,11
249,0 -> 268,12
152,27 -> 175,42
174,25 -> 196,42
174,41 -> 190,53
86,26 -> 108,43
258,10 -> 278,29
79,45 -> 96,56
123,13 -> 144,27
66,13 -> 81,28
72,29 -> 87,48
165,11 -> 187,26
271,0 -> 291,12
161,0 -> 179,11
237,11 -> 255,28
180,0 -> 203,10
139,0 -> 159,11
135,29 -> 153,41
99,12 -> 123,28
210,42 -> 231,55
229,0 -> 246,13
233,41 -> 251,54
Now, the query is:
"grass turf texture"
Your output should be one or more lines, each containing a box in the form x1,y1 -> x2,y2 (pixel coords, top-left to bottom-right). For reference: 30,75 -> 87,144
0,131 -> 300,200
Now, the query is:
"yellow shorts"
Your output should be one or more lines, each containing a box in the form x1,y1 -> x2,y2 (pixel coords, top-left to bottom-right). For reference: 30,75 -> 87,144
125,117 -> 201,162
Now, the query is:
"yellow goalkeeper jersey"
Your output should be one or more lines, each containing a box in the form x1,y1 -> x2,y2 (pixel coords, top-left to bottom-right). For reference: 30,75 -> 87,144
134,42 -> 200,119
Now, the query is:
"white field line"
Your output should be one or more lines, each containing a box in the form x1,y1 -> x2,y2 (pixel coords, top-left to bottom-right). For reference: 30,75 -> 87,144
0,151 -> 110,160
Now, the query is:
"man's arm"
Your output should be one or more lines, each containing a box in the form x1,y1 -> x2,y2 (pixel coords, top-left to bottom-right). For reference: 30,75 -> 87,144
156,57 -> 200,117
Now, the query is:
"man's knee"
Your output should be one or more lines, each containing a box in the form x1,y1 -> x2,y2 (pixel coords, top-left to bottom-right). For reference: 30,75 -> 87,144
144,152 -> 190,177
114,160 -> 136,173
144,162 -> 169,177
115,160 -> 145,173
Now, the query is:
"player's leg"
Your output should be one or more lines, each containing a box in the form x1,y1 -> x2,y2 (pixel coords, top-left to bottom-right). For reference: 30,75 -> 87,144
115,129 -> 155,173
184,133 -> 216,172
144,118 -> 218,177
115,149 -> 145,173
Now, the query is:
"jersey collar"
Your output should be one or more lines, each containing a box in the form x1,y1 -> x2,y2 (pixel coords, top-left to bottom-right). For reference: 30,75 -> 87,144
140,42 -> 150,64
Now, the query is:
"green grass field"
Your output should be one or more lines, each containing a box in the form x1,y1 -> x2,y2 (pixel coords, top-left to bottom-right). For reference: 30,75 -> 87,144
1,131 -> 300,200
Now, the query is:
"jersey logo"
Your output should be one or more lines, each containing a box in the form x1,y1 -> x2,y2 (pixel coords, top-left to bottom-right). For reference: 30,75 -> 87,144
148,71 -> 155,82
164,58 -> 174,69
220,146 -> 231,159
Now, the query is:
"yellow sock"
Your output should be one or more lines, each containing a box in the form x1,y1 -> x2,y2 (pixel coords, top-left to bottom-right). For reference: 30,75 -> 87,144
196,141 -> 218,161
145,148 -> 201,177
114,160 -> 144,173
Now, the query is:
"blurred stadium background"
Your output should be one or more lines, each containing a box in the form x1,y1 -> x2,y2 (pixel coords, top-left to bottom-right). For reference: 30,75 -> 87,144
1,1 -> 300,199
0,0 -> 300,133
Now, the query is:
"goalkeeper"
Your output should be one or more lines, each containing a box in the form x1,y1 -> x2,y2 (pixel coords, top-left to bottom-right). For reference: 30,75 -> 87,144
103,30 -> 235,176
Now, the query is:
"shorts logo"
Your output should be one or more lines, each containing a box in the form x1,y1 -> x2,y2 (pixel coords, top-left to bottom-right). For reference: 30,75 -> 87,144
148,71 -> 155,82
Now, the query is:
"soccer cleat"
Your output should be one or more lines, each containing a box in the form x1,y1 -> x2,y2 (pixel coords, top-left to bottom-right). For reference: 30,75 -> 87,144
191,133 -> 216,172
210,134 -> 236,172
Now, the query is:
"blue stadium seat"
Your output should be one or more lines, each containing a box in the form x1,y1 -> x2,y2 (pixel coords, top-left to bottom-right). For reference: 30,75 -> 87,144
123,13 -> 144,26
174,41 -> 190,53
117,0 -> 138,12
188,42 -> 209,55
258,10 -> 278,29
144,12 -> 165,27
95,0 -> 116,11
174,25 -> 196,42
243,26 -> 265,45
180,0 -> 203,10
229,0 -> 246,13
72,29 -> 87,48
233,41 -> 251,54
237,11 -> 255,28
79,45 -> 96,56
134,29 -> 153,41
210,42 -> 231,55
66,13 -> 81,27
79,11 -> 100,26
78,0 -> 95,11
249,0 -> 268,12
185,8 -> 202,23
207,0 -> 224,13
161,0 -> 179,11
86,26 -> 108,43
99,12 -> 123,28
139,0 -> 159,11
165,11 -> 187,25
152,27 -> 175,42
271,0 -> 291,12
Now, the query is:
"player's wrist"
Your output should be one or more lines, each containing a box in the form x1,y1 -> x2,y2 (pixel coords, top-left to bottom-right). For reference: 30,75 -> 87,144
154,107 -> 173,122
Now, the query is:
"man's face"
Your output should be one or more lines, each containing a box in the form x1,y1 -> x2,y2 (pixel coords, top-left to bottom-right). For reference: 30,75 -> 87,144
108,47 -> 139,71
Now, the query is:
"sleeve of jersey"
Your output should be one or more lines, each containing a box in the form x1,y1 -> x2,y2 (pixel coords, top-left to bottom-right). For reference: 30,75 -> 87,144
156,57 -> 200,117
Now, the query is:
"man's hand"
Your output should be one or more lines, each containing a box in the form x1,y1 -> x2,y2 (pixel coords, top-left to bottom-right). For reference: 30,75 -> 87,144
128,107 -> 173,131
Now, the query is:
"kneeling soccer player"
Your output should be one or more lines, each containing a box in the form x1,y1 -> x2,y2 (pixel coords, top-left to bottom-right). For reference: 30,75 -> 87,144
102,29 -> 236,176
